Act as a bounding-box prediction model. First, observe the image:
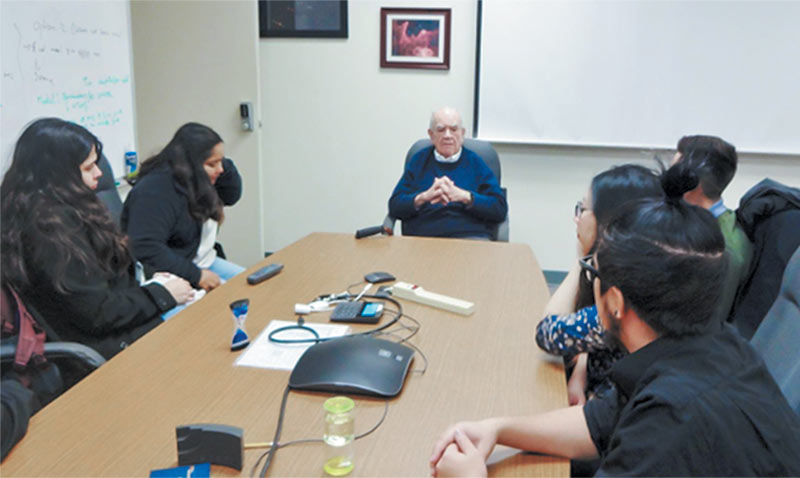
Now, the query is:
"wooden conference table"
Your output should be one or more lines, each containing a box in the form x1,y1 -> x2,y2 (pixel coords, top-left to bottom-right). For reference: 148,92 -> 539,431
2,232 -> 568,477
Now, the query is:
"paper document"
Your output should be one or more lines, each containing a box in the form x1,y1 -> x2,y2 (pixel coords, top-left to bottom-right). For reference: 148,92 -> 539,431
234,320 -> 350,371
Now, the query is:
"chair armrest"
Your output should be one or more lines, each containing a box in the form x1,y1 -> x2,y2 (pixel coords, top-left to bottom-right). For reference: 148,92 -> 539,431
42,342 -> 106,369
383,215 -> 397,235
495,216 -> 509,242
1,342 -> 106,370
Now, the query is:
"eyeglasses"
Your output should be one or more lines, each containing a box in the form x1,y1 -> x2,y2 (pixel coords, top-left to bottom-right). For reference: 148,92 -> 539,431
574,200 -> 588,218
579,255 -> 601,282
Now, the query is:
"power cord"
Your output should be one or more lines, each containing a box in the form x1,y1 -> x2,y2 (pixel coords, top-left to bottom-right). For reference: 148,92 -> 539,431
373,329 -> 428,375
265,316 -> 320,343
267,295 -> 404,345
253,385 -> 390,477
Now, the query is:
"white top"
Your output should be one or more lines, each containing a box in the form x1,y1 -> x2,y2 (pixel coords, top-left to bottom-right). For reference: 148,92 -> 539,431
194,218 -> 218,269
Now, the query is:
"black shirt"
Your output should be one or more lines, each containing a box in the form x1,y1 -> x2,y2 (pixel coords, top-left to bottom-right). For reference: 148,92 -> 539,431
122,158 -> 242,286
22,203 -> 174,359
583,325 -> 800,476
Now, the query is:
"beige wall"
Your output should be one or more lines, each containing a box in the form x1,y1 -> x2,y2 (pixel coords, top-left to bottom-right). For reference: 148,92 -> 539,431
131,0 -> 800,272
130,0 -> 264,266
498,145 -> 799,271
259,0 -> 477,255
258,0 -> 800,270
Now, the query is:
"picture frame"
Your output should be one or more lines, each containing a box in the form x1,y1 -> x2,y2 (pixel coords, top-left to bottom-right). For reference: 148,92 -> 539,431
259,0 -> 348,39
380,8 -> 451,70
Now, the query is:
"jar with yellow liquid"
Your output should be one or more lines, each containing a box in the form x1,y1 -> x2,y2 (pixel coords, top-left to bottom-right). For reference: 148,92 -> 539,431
323,396 -> 355,476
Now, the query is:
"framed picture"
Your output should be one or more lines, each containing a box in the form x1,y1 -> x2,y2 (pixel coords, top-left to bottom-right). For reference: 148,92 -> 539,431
380,8 -> 451,70
259,0 -> 348,38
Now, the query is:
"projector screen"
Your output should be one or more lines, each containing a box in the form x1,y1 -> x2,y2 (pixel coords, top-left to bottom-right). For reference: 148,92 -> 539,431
475,1 -> 800,155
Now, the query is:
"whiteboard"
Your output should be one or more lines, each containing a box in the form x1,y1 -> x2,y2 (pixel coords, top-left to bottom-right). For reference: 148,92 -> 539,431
476,1 -> 800,155
1,0 -> 135,177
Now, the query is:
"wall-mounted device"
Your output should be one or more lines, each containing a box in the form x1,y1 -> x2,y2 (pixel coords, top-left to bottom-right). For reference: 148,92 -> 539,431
239,102 -> 254,132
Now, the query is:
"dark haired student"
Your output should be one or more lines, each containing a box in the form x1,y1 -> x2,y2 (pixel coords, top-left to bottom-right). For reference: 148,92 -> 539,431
535,164 -> 662,405
0,118 -> 194,359
122,123 -> 245,300
671,135 -> 752,322
429,168 -> 800,477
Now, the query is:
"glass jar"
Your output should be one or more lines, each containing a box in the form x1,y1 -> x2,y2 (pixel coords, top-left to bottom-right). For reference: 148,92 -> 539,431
323,396 -> 355,476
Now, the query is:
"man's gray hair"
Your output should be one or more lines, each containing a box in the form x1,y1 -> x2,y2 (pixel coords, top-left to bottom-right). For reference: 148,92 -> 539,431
429,107 -> 463,130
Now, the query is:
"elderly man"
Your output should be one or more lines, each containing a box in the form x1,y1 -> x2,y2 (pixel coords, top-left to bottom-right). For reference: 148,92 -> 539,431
388,107 -> 507,239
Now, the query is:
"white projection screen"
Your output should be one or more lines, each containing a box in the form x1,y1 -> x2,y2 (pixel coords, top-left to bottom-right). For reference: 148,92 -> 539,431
475,1 -> 800,155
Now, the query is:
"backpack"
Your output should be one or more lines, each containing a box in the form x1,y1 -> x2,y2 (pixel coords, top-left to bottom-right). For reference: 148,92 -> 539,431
1,286 -> 63,410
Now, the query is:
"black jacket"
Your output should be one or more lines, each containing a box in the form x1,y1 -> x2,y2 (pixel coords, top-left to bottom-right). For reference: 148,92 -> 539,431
731,179 -> 800,339
19,204 -> 174,359
1,380 -> 34,461
121,158 -> 242,286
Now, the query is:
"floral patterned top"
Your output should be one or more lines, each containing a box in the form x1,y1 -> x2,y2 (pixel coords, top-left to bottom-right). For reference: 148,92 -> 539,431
536,305 -> 626,396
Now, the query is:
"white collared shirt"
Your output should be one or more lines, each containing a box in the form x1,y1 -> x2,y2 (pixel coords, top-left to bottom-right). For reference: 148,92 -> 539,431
433,148 -> 462,163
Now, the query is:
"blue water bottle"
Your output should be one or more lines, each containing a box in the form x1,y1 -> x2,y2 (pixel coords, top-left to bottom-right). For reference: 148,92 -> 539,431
125,147 -> 138,175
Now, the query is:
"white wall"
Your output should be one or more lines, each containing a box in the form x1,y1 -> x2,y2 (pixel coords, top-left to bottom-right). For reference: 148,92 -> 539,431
258,0 -> 800,271
500,145 -> 800,271
130,0 -> 264,266
129,0 -> 800,272
259,0 -> 476,254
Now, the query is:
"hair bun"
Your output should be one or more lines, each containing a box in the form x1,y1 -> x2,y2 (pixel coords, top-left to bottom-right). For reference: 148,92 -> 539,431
661,162 -> 699,201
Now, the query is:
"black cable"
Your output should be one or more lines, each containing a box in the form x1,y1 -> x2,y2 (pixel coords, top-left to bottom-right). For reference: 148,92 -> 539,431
258,384 -> 291,477
253,396 -> 390,477
344,280 -> 365,296
268,295 -> 403,345
266,316 -> 321,344
373,329 -> 428,375
395,313 -> 422,343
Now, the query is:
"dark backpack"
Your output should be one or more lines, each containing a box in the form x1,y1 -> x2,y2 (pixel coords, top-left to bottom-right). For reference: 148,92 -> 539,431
1,286 -> 64,409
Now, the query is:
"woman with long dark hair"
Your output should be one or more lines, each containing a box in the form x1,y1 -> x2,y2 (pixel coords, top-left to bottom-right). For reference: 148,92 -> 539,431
1,118 -> 193,359
535,164 -> 663,404
122,123 -> 244,294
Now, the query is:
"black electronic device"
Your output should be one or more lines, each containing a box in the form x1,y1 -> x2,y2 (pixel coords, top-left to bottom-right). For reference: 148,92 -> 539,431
355,225 -> 392,239
176,423 -> 243,470
239,102 -> 253,132
247,263 -> 283,285
289,336 -> 414,397
364,271 -> 395,284
330,301 -> 383,324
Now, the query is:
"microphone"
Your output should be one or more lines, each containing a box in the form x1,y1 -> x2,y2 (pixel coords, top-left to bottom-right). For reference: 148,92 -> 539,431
355,225 -> 389,239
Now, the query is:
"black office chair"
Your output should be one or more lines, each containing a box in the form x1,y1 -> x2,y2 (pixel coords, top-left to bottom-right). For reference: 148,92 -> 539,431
0,285 -> 106,409
750,245 -> 800,416
95,154 -> 124,226
383,138 -> 509,241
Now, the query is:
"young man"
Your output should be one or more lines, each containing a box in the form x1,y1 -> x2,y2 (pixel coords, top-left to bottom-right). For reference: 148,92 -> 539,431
429,167 -> 800,476
671,135 -> 753,322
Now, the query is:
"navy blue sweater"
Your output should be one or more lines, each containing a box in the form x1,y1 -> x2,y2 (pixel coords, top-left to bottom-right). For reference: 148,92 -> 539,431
388,146 -> 507,238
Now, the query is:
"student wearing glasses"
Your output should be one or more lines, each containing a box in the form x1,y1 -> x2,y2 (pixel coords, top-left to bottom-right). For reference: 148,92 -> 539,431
430,166 -> 800,477
535,165 -> 662,405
